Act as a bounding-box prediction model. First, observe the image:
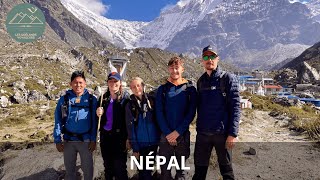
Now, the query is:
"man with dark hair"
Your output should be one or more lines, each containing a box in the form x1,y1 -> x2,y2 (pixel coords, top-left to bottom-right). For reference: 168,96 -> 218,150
54,70 -> 98,180
193,46 -> 241,180
156,56 -> 197,180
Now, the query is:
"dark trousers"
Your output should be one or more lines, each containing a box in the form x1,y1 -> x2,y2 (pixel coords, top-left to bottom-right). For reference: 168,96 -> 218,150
159,131 -> 190,180
192,133 -> 234,180
100,131 -> 128,180
137,145 -> 158,180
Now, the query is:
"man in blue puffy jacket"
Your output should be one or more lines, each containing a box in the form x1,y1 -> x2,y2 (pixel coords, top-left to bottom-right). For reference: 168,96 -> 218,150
53,70 -> 97,180
192,46 -> 240,180
156,56 -> 197,180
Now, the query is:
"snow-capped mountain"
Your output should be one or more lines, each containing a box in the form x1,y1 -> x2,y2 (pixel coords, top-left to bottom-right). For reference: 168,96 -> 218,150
61,0 -> 147,48
61,0 -> 320,70
136,0 -> 223,49
306,0 -> 320,22
162,0 -> 320,69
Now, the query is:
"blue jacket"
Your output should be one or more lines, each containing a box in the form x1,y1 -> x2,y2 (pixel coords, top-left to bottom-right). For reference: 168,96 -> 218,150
196,67 -> 240,137
155,80 -> 197,136
126,94 -> 160,152
53,89 -> 98,143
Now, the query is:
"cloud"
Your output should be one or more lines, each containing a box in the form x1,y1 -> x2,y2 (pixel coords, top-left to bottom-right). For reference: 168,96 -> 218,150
160,4 -> 175,13
176,0 -> 192,8
161,0 -> 192,13
72,0 -> 109,16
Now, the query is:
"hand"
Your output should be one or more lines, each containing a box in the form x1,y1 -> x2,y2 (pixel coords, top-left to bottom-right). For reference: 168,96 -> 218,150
166,131 -> 180,146
96,107 -> 104,117
56,143 -> 64,152
88,141 -> 96,152
126,139 -> 132,151
133,152 -> 140,159
225,136 -> 237,150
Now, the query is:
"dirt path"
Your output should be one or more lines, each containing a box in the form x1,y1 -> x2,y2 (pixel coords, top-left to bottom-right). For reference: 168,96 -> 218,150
1,110 -> 320,180
203,110 -> 320,180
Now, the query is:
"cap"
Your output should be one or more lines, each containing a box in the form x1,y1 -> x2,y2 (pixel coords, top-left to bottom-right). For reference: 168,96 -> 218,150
108,72 -> 121,81
202,45 -> 218,56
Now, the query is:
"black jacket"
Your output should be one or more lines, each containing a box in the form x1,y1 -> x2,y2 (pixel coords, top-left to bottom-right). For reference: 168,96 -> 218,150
99,91 -> 130,141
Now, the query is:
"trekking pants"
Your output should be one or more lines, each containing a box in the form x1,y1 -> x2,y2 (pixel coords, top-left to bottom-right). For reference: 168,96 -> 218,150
100,130 -> 128,180
137,145 -> 158,180
158,131 -> 190,180
63,141 -> 93,180
193,133 -> 234,180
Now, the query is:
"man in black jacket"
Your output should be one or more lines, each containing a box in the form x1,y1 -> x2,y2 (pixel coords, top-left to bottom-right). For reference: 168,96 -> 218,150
193,45 -> 241,180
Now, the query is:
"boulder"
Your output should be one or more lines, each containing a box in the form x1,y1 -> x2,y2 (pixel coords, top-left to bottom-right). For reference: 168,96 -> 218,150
0,96 -> 9,108
27,90 -> 47,102
12,81 -> 25,90
12,91 -> 27,104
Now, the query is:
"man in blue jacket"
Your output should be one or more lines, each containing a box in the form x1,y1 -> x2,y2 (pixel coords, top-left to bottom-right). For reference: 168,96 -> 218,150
156,56 -> 197,180
192,46 -> 240,180
53,70 -> 98,180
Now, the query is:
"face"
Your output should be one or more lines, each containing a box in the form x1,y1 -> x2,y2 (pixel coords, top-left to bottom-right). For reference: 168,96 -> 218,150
107,78 -> 121,93
202,51 -> 219,71
168,64 -> 184,80
130,79 -> 143,97
70,77 -> 86,95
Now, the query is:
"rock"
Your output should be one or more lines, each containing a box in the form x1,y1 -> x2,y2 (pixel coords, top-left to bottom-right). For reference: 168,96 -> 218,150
12,91 -> 28,104
0,96 -> 9,108
26,143 -> 34,149
37,80 -> 45,86
248,147 -> 257,155
3,134 -> 13,139
12,81 -> 25,90
27,90 -> 47,102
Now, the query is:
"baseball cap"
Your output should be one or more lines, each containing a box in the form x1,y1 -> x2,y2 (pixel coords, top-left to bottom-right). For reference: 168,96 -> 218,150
108,72 -> 121,81
202,45 -> 218,56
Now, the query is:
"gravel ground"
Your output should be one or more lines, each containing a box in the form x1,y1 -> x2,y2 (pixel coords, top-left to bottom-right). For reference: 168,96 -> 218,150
1,110 -> 320,180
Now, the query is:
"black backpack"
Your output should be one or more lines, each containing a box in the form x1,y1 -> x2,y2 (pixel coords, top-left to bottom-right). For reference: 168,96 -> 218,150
60,93 -> 94,140
129,93 -> 155,127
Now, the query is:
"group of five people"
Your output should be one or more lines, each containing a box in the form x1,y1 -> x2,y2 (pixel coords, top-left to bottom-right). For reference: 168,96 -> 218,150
53,45 -> 241,180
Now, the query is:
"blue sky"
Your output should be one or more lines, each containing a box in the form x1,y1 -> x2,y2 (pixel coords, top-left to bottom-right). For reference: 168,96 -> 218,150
77,0 -> 311,22
102,0 -> 178,22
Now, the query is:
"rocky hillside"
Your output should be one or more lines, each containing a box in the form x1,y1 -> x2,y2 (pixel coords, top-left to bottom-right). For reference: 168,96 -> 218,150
276,41 -> 320,84
0,0 -> 242,144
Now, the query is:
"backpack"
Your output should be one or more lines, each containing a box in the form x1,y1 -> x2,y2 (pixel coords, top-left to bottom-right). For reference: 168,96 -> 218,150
129,93 -> 155,127
60,93 -> 94,141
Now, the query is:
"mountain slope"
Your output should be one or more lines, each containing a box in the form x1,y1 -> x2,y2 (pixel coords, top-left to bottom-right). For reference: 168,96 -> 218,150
136,0 -> 223,49
281,41 -> 320,84
165,0 -> 320,69
61,0 -> 147,49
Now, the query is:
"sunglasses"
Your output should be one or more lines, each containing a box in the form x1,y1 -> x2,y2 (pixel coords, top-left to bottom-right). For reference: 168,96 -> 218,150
202,55 -> 217,61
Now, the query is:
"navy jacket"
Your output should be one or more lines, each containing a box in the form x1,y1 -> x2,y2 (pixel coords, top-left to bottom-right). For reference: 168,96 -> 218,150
196,67 -> 240,137
156,80 -> 197,136
126,94 -> 160,152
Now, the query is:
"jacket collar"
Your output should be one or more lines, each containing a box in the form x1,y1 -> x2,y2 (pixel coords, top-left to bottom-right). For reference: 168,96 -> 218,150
66,89 -> 88,97
205,66 -> 222,78
167,78 -> 188,86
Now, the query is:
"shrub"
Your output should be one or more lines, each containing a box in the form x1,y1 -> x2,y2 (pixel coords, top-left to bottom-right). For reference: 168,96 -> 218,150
0,117 -> 27,127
